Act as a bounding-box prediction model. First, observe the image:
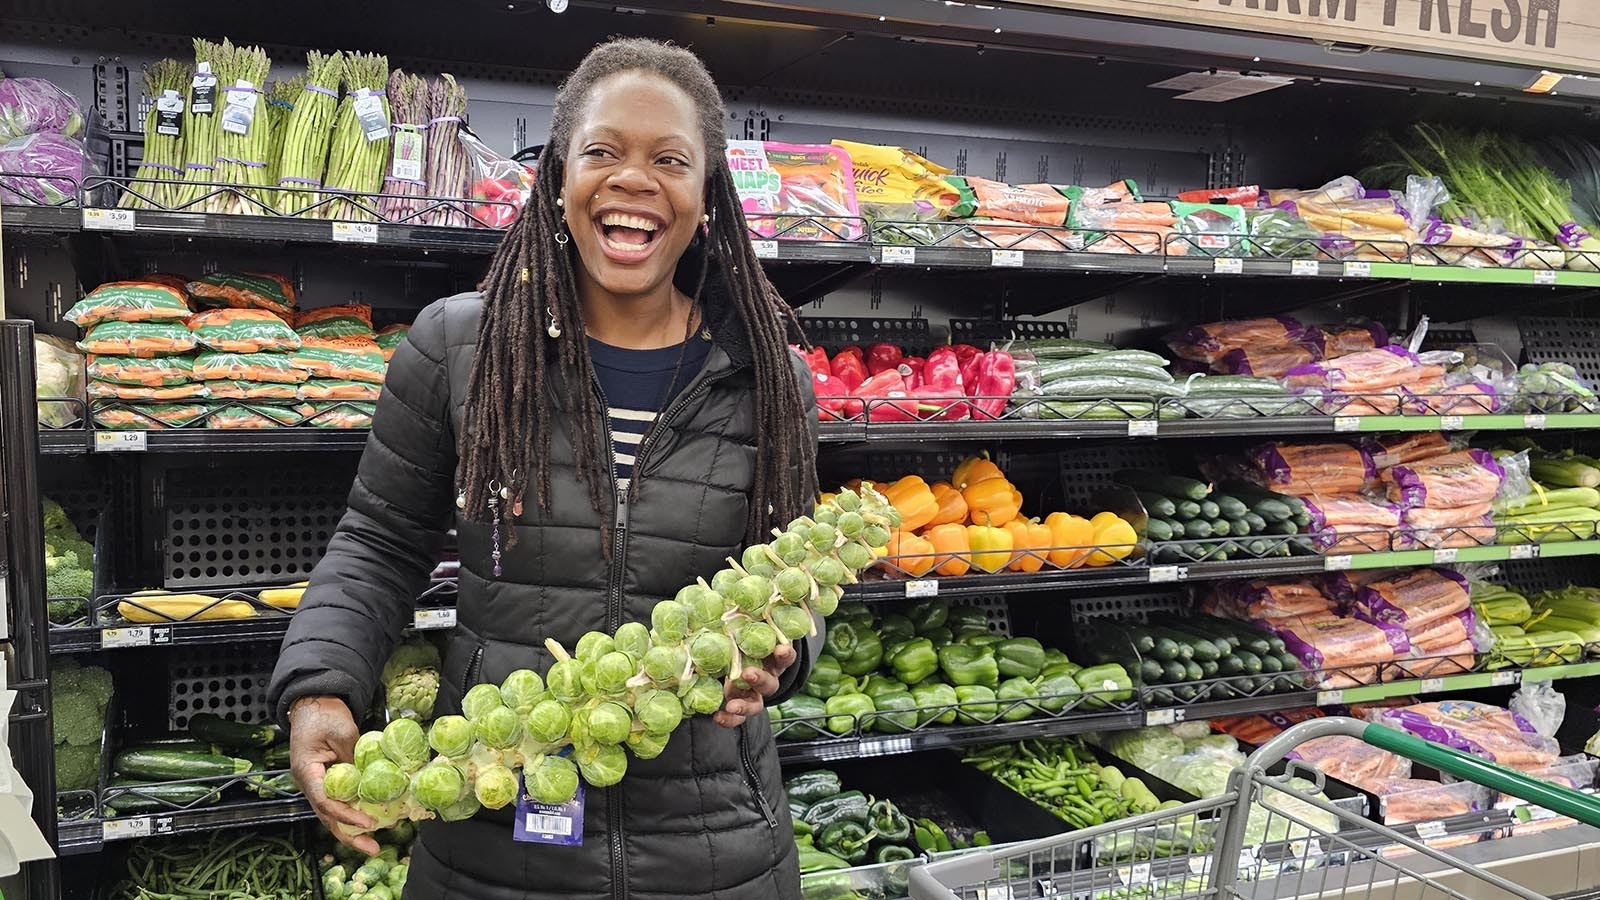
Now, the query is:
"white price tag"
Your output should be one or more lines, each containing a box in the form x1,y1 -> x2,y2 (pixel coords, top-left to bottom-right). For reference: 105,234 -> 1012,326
751,240 -> 778,259
860,737 -> 912,758
1420,678 -> 1446,694
1523,414 -> 1548,430
412,608 -> 457,630
1534,269 -> 1558,285
220,80 -> 258,135
1333,416 -> 1362,433
1492,670 -> 1522,687
1188,857 -> 1210,876
94,430 -> 147,452
880,246 -> 916,265
1291,259 -> 1321,277
1323,555 -> 1353,572
1433,548 -> 1459,564
1415,821 -> 1447,840
1440,415 -> 1466,431
1148,565 -> 1183,584
990,249 -> 1024,268
102,816 -> 152,840
1509,544 -> 1536,560
82,207 -> 136,231
101,626 -> 152,649
1213,257 -> 1244,274
1237,847 -> 1258,871
1145,708 -> 1176,726
331,221 -> 378,244
1344,261 -> 1373,278
353,89 -> 389,141
1115,863 -> 1152,885
904,579 -> 938,598
1127,420 -> 1159,437
1316,690 -> 1344,706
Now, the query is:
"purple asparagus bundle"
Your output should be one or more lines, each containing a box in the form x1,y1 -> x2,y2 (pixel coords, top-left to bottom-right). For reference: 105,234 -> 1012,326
377,71 -> 429,223
422,75 -> 469,227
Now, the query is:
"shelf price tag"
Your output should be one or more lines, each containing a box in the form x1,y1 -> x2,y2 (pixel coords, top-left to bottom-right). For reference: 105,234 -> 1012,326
101,627 -> 152,649
859,737 -> 912,758
1343,261 -> 1372,278
751,240 -> 778,260
1534,269 -> 1558,285
1114,863 -> 1151,886
1213,257 -> 1243,275
1523,414 -> 1548,430
332,221 -> 378,244
1127,420 -> 1159,437
904,579 -> 938,598
1290,260 -> 1320,277
990,249 -> 1024,268
1316,689 -> 1344,706
1420,678 -> 1446,694
94,430 -> 147,453
1148,565 -> 1184,584
880,246 -> 916,265
1415,821 -> 1448,840
82,208 -> 136,232
1439,415 -> 1466,431
1492,670 -> 1522,687
102,817 -> 152,841
1433,548 -> 1459,564
413,608 -> 457,630
1333,417 -> 1362,433
1323,555 -> 1353,572
1145,708 -> 1185,727
1508,544 -> 1537,560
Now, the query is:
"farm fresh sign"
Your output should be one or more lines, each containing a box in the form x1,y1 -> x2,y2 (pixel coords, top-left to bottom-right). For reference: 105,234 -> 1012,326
1016,0 -> 1600,74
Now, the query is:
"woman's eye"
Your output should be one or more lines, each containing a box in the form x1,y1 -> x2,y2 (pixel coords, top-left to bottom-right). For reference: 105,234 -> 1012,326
583,147 -> 613,158
657,155 -> 688,167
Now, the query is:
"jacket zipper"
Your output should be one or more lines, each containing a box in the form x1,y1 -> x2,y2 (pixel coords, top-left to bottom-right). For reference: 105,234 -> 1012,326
738,724 -> 779,828
463,643 -> 485,693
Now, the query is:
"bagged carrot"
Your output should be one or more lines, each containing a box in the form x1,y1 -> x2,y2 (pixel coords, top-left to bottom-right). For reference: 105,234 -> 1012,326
87,355 -> 195,387
65,281 -> 191,327
189,309 -> 302,353
78,321 -> 197,358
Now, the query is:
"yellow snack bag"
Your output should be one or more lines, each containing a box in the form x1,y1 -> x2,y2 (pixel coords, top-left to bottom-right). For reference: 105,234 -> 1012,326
831,140 -> 961,222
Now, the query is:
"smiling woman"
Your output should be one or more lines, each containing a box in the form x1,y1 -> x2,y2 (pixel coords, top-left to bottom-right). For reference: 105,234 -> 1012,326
270,37 -> 820,900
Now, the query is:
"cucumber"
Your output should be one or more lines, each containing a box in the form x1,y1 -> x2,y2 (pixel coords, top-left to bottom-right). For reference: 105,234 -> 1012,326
1161,518 -> 1186,539
188,713 -> 282,749
1127,630 -> 1157,655
1139,659 -> 1164,684
1292,511 -> 1312,528
1183,660 -> 1204,682
1213,495 -> 1249,519
1260,653 -> 1284,674
1242,512 -> 1268,534
1041,375 -> 1187,399
1033,400 -> 1155,420
1235,650 -> 1264,675
1151,637 -> 1181,662
1267,519 -> 1299,536
1199,659 -> 1219,678
1146,518 -> 1174,542
1036,356 -> 1174,384
1137,492 -> 1178,518
1116,470 -> 1211,502
1226,518 -> 1251,538
1019,338 -> 1117,358
263,743 -> 292,769
1175,500 -> 1202,521
1209,518 -> 1231,537
1199,500 -> 1221,520
106,779 -> 225,812
1184,518 -> 1214,540
1277,652 -> 1301,671
1183,375 -> 1288,396
113,749 -> 254,781
1218,655 -> 1245,676
1245,539 -> 1271,557
1251,499 -> 1293,522
1161,660 -> 1188,684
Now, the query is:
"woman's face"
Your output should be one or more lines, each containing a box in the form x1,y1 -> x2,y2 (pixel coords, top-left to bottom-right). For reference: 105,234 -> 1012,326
563,71 -> 706,301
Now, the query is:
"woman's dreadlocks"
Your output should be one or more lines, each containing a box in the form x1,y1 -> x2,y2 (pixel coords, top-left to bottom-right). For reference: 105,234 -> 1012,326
458,38 -> 816,545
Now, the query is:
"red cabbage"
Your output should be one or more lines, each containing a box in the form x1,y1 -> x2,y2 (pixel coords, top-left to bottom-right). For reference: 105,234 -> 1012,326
0,76 -> 85,142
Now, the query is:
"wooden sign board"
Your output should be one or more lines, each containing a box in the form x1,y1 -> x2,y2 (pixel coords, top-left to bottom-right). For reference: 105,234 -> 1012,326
1012,1 -> 1600,75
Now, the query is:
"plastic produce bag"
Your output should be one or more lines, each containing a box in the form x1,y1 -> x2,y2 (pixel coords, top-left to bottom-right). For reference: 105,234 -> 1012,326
728,141 -> 862,239
0,76 -> 85,141
0,132 -> 88,205
34,335 -> 83,427
460,128 -> 534,229
1509,681 -> 1566,739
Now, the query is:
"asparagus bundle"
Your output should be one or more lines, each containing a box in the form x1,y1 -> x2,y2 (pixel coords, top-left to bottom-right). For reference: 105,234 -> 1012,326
421,75 -> 469,227
263,75 -> 305,209
175,39 -> 224,210
206,43 -> 273,214
320,53 -> 391,221
323,486 -> 899,832
120,59 -> 189,210
376,71 -> 429,223
275,51 -> 344,217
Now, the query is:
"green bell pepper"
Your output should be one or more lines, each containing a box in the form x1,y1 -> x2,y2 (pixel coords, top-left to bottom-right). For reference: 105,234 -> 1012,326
796,842 -> 852,875
874,844 -> 915,865
1042,647 -> 1071,668
785,770 -> 843,805
908,597 -> 949,632
817,820 -> 875,865
955,627 -> 998,646
946,605 -> 989,631
859,674 -> 903,701
798,872 -> 859,900
910,682 -> 959,726
868,798 -> 912,843
833,601 -> 873,623
868,689 -> 917,734
803,656 -> 844,700
825,621 -> 884,677
913,818 -> 954,853
920,625 -> 953,649
938,644 -> 1000,687
1031,672 -> 1083,714
996,676 -> 1040,722
995,637 -> 1046,680
1075,663 -> 1134,708
1041,660 -> 1082,679
802,790 -> 869,829
878,613 -> 916,645
954,684 -> 999,724
885,637 -> 938,685
823,692 -> 874,735
793,817 -> 814,837
777,696 -> 828,740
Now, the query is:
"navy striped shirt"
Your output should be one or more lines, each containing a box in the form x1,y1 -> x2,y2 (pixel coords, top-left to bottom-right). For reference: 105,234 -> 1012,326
588,334 -> 712,491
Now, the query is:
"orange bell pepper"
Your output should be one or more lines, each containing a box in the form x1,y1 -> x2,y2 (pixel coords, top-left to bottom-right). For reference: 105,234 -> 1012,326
885,529 -> 936,577
928,481 -> 968,527
1003,517 -> 1051,573
1044,512 -> 1095,568
965,523 -> 1014,573
884,475 -> 939,532
924,522 -> 971,577
961,477 -> 1020,527
953,454 -> 1005,490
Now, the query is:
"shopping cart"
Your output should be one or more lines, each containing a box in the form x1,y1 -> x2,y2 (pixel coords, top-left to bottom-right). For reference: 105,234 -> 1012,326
908,716 -> 1600,900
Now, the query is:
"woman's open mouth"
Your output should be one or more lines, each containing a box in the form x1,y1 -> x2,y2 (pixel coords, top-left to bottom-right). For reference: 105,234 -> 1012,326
595,211 -> 664,262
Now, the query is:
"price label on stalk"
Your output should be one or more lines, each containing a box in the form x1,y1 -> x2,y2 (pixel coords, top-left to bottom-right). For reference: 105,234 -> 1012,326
220,79 -> 258,136
155,90 -> 185,137
391,127 -> 425,182
190,62 -> 217,114
353,89 -> 390,142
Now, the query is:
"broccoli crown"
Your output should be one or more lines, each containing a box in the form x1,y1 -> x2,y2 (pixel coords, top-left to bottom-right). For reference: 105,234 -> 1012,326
54,535 -> 94,569
47,565 -> 93,600
41,498 -> 71,534
47,598 -> 87,624
52,690 -> 103,747
54,743 -> 101,792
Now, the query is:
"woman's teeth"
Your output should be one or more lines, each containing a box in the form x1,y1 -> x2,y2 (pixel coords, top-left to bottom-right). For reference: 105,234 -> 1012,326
599,213 -> 659,252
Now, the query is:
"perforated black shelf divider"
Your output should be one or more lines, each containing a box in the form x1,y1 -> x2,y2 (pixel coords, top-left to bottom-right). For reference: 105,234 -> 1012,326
799,316 -> 933,355
1418,327 -> 1478,351
167,644 -> 278,731
1520,317 -> 1600,382
1057,445 -> 1167,510
949,318 -> 1073,346
1499,557 -> 1600,594
1071,590 -> 1188,623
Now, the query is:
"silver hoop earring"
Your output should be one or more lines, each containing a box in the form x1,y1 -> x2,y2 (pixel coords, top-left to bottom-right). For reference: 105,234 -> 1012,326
546,307 -> 562,339
554,229 -> 569,246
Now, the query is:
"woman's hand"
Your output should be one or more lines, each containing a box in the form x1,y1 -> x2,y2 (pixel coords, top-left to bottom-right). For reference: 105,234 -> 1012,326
289,696 -> 380,856
714,643 -> 796,728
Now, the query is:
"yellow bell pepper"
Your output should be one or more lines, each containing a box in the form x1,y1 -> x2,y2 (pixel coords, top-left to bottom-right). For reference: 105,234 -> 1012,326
928,481 -> 969,527
924,523 -> 972,577
962,477 -> 1020,528
965,523 -> 1014,573
1086,514 -> 1138,567
1003,518 -> 1051,573
1044,512 -> 1095,569
885,475 -> 939,532
952,453 -> 1005,490
886,529 -> 936,577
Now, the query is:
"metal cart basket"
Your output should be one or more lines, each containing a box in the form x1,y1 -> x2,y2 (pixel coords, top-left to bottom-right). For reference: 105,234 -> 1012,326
909,717 -> 1600,900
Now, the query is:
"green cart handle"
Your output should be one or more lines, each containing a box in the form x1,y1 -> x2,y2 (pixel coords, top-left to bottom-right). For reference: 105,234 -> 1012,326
1249,716 -> 1600,828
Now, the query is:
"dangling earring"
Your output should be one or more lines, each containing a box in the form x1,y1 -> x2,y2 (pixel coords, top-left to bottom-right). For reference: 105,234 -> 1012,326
546,307 -> 562,339
554,227 -> 569,246
701,212 -> 710,238
555,196 -> 564,207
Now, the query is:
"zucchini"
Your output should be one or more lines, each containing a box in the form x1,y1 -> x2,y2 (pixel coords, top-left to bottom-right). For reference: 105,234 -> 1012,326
1209,518 -> 1231,537
1277,652 -> 1300,671
1267,519 -> 1299,536
1291,511 -> 1312,528
1137,492 -> 1178,518
188,713 -> 282,750
131,736 -> 213,752
1199,500 -> 1221,520
1116,471 -> 1210,501
1252,499 -> 1293,522
1242,512 -> 1268,534
1127,630 -> 1157,655
1199,659 -> 1219,678
113,749 -> 254,781
1175,500 -> 1202,521
1139,659 -> 1164,684
1218,655 -> 1245,676
1146,518 -> 1174,542
1036,356 -> 1174,383
1161,660 -> 1188,684
263,743 -> 292,769
1226,518 -> 1251,538
1041,375 -> 1186,399
1184,518 -> 1214,539
1245,539 -> 1271,557
1161,518 -> 1186,539
106,779 -> 224,812
1182,375 -> 1288,396
1213,495 -> 1249,519
1150,636 -> 1182,662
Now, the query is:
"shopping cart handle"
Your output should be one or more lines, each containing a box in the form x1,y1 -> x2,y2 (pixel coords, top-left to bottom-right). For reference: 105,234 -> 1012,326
1248,716 -> 1600,829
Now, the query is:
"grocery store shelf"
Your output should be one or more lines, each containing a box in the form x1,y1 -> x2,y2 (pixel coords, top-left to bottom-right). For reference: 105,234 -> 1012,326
776,709 -> 1143,764
55,797 -> 313,856
0,203 -> 80,233
89,208 -> 505,254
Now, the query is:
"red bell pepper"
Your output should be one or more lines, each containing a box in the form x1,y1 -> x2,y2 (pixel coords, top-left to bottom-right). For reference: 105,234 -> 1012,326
867,343 -> 905,376
857,370 -> 917,422
830,348 -> 868,393
960,351 -> 985,396
796,345 -> 831,379
812,372 -> 860,422
952,344 -> 983,364
919,347 -> 968,420
969,351 -> 1017,420
898,356 -> 926,390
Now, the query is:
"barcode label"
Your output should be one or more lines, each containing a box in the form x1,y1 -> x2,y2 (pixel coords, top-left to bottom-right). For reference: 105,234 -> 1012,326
1324,555 -> 1353,572
1523,414 -> 1547,430
991,249 -> 1024,268
1149,565 -> 1183,584
103,817 -> 152,840
1440,415 -> 1465,431
525,813 -> 573,836
1127,420 -> 1159,437
1291,260 -> 1320,276
905,580 -> 938,598
1316,690 -> 1344,706
1492,670 -> 1521,686
752,240 -> 778,259
1344,261 -> 1372,277
83,208 -> 136,231
881,246 -> 916,265
1416,821 -> 1447,840
1213,257 -> 1243,274
102,627 -> 152,649
1534,270 -> 1558,285
1508,545 -> 1536,560
1145,708 -> 1176,726
1433,548 -> 1459,564
413,608 -> 457,630
95,430 -> 147,452
1333,417 -> 1361,433
1420,678 -> 1446,694
332,221 -> 378,243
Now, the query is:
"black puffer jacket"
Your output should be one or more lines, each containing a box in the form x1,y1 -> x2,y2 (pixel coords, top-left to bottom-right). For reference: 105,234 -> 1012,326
268,283 -> 818,900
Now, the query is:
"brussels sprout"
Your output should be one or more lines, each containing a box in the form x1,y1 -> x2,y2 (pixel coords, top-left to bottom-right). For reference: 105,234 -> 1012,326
835,489 -> 861,512
861,524 -> 890,549
525,699 -> 572,744
736,622 -> 778,661
813,584 -> 843,617
642,644 -> 688,685
568,706 -> 593,747
685,588 -> 727,631
585,651 -> 636,696
380,718 -> 430,773
733,575 -> 774,615
651,600 -> 690,645
710,568 -> 741,598
588,701 -> 634,745
808,522 -> 839,552
427,715 -> 474,759
838,542 -> 872,572
613,622 -> 651,659
681,675 -> 725,716
577,743 -> 629,788
353,798 -> 411,832
813,506 -> 838,526
635,689 -> 684,735
354,732 -> 386,769
529,755 -> 580,805
774,568 -> 812,603
835,510 -> 865,540
772,532 -> 809,567
474,764 -> 519,810
475,705 -> 524,749
324,762 -> 362,803
769,604 -> 813,641
808,556 -> 846,588
575,631 -> 616,662
438,793 -> 482,822
357,759 -> 409,803
741,544 -> 776,579
627,730 -> 669,760
499,670 -> 545,714
462,683 -> 506,721
787,515 -> 814,534
690,631 -> 734,678
546,658 -> 584,703
410,761 -> 467,811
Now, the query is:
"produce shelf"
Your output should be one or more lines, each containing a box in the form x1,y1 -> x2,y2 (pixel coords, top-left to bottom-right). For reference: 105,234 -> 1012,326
776,709 -> 1144,765
55,796 -> 313,856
